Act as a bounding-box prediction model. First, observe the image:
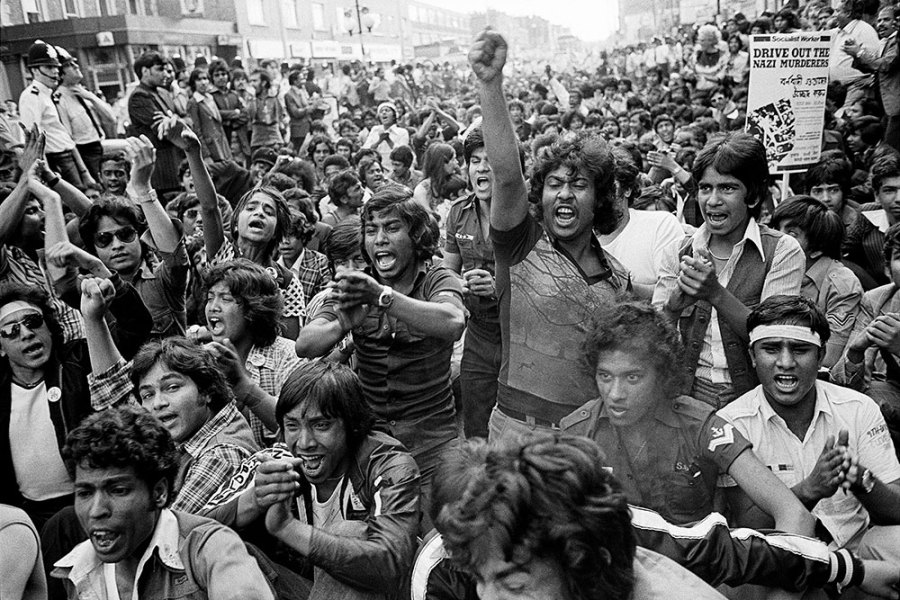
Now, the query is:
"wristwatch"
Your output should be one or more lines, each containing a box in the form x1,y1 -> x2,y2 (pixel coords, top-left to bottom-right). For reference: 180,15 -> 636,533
377,285 -> 394,309
851,468 -> 876,495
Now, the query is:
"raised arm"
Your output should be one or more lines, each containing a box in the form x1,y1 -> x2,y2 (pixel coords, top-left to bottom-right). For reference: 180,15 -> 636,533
173,127 -> 225,258
126,135 -> 180,253
80,276 -> 123,374
468,29 -> 527,231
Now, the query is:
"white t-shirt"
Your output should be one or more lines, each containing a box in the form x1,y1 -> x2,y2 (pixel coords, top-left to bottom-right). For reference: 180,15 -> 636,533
600,209 -> 684,299
311,478 -> 347,531
718,380 -> 900,548
10,382 -> 73,501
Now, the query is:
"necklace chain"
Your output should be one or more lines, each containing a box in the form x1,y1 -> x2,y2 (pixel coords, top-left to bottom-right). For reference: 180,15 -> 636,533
707,246 -> 731,261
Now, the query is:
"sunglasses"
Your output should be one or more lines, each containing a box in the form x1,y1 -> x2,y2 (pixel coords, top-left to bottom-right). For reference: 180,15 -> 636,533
0,313 -> 45,339
94,227 -> 137,249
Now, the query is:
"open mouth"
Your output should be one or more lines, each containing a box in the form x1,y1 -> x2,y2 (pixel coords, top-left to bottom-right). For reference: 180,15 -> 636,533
475,176 -> 491,191
207,317 -> 226,337
90,530 -> 121,554
706,212 -> 728,226
247,218 -> 266,230
298,455 -> 325,476
22,342 -> 44,358
773,374 -> 799,393
374,252 -> 396,271
554,206 -> 577,227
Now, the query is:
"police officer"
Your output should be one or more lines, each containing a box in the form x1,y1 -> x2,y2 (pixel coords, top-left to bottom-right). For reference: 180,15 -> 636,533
54,46 -> 115,183
18,40 -> 94,189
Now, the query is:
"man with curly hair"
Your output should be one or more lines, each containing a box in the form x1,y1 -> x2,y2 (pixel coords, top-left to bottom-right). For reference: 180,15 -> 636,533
560,301 -> 813,533
50,406 -> 274,600
435,434 -> 725,600
468,30 -> 631,441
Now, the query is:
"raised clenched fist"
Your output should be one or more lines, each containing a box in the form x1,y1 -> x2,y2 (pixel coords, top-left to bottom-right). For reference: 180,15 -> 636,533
468,28 -> 508,85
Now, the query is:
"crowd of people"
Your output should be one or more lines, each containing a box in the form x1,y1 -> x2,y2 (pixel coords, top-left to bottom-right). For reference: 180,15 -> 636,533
1,0 -> 900,597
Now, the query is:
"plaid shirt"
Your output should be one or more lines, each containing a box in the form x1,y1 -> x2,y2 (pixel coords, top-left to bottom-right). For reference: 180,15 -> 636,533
246,337 -> 303,446
203,238 -> 306,320
88,358 -> 134,410
0,245 -> 85,342
277,248 -> 332,309
170,403 -> 258,515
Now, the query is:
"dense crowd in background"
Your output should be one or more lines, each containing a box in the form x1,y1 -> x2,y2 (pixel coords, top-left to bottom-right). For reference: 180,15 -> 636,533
2,0 -> 900,598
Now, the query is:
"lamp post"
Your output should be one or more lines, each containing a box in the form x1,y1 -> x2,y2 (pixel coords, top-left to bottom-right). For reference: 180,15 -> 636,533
347,1 -> 377,60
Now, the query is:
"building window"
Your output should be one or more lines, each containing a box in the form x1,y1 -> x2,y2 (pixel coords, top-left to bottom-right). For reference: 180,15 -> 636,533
63,0 -> 80,17
247,0 -> 265,25
281,0 -> 298,28
311,2 -> 325,30
21,0 -> 42,21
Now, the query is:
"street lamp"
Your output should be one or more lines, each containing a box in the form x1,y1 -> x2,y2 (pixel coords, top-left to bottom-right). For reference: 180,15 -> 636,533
346,1 -> 377,59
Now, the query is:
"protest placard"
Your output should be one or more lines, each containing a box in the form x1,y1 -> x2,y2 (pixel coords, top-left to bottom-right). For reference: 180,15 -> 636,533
745,33 -> 831,174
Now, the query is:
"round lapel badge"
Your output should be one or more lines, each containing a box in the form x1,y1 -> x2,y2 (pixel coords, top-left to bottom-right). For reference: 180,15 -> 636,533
48,387 -> 62,403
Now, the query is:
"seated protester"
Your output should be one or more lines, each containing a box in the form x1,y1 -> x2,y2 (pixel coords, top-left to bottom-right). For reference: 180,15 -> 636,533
276,207 -> 331,309
560,302 -> 814,532
133,336 -> 259,515
436,434 -> 727,600
76,137 -> 189,339
844,154 -> 900,289
0,278 -> 136,532
250,361 -> 420,599
804,152 -> 860,237
320,171 -> 365,227
197,259 -> 302,448
770,196 -> 863,368
389,145 -> 422,190
653,132 -> 805,408
470,35 -> 632,441
600,147 -> 684,300
97,153 -> 130,197
183,125 -> 306,341
52,406 -> 274,600
832,223 -> 900,455
718,295 -> 900,560
412,437 -> 899,600
296,185 -> 466,522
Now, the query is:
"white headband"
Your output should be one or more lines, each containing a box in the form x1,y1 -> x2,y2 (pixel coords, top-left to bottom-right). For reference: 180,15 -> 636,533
749,324 -> 822,347
0,301 -> 39,323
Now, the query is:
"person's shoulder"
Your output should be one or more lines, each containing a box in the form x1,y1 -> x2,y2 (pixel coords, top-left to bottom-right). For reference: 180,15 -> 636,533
671,395 -> 715,423
717,387 -> 764,420
862,282 -> 898,308
559,398 -> 602,432
360,430 -> 420,477
818,379 -> 877,408
824,259 -> 863,293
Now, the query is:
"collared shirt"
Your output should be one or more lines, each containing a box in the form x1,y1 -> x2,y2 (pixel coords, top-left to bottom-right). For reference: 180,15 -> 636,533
831,283 -> 900,390
18,80 -> 76,153
87,358 -> 136,411
55,85 -> 104,145
170,403 -> 258,515
245,337 -> 303,447
132,231 -> 190,338
0,244 -> 85,343
277,248 -> 332,310
653,219 -> 804,383
53,509 -> 274,600
316,265 -> 464,457
801,256 -> 863,367
561,395 -> 751,524
444,194 -> 498,320
718,381 -> 900,548
362,125 -> 411,174
844,203 -> 891,286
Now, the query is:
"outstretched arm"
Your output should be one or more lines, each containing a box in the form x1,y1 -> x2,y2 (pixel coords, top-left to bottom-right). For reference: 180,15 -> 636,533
468,29 -> 527,231
126,135 -> 180,253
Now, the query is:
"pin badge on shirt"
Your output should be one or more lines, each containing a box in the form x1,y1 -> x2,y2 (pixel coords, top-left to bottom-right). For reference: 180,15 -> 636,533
48,387 -> 62,402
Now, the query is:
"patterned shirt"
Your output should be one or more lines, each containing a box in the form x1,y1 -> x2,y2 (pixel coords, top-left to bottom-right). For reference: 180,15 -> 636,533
277,248 -> 332,311
170,403 -> 258,515
245,337 -> 303,446
88,358 -> 136,410
0,245 -> 85,343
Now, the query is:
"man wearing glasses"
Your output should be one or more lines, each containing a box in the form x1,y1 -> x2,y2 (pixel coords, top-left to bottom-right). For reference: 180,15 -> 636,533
73,136 -> 189,338
18,41 -> 94,190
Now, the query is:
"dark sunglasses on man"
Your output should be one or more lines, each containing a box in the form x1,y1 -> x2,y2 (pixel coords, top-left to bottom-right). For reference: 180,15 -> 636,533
94,226 -> 138,249
0,313 -> 45,339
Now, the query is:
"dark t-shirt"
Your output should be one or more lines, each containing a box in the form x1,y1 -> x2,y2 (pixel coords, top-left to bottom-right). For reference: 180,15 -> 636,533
317,266 -> 464,457
492,214 -> 631,424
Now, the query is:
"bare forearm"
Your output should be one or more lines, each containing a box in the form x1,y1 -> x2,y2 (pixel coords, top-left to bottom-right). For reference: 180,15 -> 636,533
295,318 -> 346,357
711,288 -> 751,341
186,145 -> 225,256
387,294 -> 465,341
53,178 -> 93,217
479,78 -> 527,229
858,481 -> 900,525
132,187 -> 180,253
85,315 -> 122,374
0,182 -> 28,243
